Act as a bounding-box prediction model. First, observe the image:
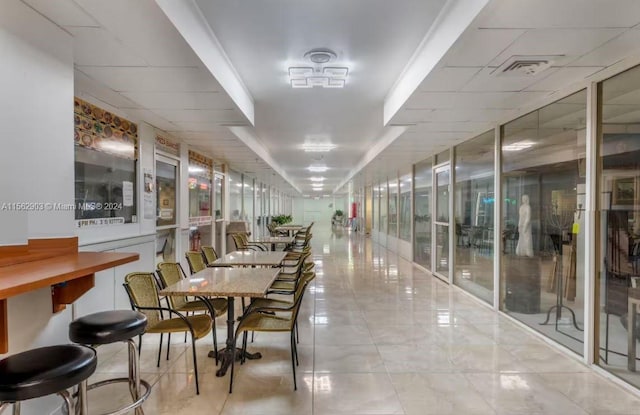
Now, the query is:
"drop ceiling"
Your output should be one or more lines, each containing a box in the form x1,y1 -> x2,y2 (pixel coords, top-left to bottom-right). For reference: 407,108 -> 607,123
22,0 -> 640,195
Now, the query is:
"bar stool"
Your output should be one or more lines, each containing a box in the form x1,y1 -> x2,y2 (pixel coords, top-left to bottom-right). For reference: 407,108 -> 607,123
0,344 -> 97,415
69,310 -> 151,415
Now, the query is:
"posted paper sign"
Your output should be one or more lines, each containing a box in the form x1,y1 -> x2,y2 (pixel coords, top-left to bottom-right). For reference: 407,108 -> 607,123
123,181 -> 134,207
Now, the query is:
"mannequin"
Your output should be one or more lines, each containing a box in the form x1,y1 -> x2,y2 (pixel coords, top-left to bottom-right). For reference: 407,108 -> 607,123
516,194 -> 533,257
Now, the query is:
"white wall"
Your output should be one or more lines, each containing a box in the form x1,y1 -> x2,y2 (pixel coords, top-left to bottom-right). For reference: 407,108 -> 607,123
0,0 -> 75,244
0,1 -> 77,414
292,196 -> 347,228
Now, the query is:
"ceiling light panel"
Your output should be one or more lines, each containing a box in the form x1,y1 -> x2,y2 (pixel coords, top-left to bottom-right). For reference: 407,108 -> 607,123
289,48 -> 349,89
307,165 -> 329,172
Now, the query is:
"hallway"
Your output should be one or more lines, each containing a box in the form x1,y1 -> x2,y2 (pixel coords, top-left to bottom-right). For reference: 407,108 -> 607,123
87,226 -> 640,415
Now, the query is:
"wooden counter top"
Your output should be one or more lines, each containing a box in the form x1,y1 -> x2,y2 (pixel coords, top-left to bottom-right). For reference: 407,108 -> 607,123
0,237 -> 139,353
0,252 -> 138,300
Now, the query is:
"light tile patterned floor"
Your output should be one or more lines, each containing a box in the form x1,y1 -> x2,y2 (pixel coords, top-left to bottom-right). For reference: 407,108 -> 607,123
89,227 -> 640,414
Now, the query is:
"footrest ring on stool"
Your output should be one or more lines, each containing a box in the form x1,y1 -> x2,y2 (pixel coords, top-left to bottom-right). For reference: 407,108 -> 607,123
78,378 -> 152,415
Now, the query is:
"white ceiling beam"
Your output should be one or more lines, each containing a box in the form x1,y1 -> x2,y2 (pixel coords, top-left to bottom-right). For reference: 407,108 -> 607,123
383,0 -> 490,126
155,0 -> 255,125
334,126 -> 408,193
228,127 -> 302,194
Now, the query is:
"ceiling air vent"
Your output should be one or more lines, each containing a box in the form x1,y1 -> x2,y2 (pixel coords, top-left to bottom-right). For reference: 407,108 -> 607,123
493,55 -> 560,77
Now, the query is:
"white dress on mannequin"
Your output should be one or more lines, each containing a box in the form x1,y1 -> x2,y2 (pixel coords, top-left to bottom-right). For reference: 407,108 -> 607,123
515,194 -> 534,257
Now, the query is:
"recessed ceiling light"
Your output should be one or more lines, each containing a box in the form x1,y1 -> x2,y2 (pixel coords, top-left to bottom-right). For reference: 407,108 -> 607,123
309,177 -> 325,182
301,143 -> 337,152
307,165 -> 329,172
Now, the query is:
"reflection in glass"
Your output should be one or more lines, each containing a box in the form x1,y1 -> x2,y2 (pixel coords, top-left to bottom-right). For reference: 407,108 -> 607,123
389,178 -> 398,236
454,130 -> 495,304
244,176 -> 254,235
373,186 -> 379,232
399,173 -> 412,242
188,160 -> 212,249
380,182 -> 388,234
436,224 -> 449,276
229,170 -> 242,220
414,159 -> 432,270
436,169 -> 449,223
214,173 -> 223,220
501,89 -> 586,355
156,160 -> 177,227
597,65 -> 640,387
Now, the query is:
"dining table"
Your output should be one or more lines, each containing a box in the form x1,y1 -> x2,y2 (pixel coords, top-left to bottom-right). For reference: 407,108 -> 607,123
274,224 -> 304,237
211,250 -> 287,267
158,266 -> 280,382
246,236 -> 294,251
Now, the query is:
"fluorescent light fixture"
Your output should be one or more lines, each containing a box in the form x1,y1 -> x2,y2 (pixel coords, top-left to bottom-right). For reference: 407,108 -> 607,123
309,177 -> 325,182
302,143 -> 337,152
503,140 -> 535,152
313,188 -> 323,191
307,165 -> 329,172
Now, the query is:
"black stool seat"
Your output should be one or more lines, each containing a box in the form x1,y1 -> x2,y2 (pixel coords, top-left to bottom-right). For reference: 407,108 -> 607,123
0,344 -> 96,402
70,310 -> 147,345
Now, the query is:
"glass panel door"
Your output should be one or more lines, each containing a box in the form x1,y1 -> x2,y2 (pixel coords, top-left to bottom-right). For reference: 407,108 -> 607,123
156,155 -> 178,264
434,165 -> 450,278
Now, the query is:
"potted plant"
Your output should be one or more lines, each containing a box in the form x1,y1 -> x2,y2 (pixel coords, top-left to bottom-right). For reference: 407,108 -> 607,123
332,210 -> 344,225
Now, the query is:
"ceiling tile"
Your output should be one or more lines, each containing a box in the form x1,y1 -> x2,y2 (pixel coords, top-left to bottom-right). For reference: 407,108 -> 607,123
74,70 -> 142,110
404,92 -> 458,109
120,92 -> 235,110
444,29 -> 526,67
571,29 -> 640,67
74,0 -> 203,67
480,0 -> 640,29
525,66 -> 604,91
419,67 -> 482,92
462,67 -> 553,92
153,109 -> 242,123
76,66 -> 223,93
23,0 -> 98,27
68,27 -> 147,66
489,28 -> 626,67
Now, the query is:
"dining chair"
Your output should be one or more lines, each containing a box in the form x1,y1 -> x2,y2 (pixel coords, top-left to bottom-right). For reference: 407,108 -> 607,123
185,251 -> 207,274
201,246 -> 219,265
230,271 -> 316,392
157,262 -> 227,363
123,272 -> 213,394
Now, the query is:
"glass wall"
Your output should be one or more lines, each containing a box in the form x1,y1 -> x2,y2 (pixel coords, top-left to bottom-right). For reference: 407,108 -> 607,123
243,176 -> 254,235
414,159 -> 432,269
597,65 -> 640,386
388,176 -> 398,237
229,169 -> 242,220
380,181 -> 388,234
501,90 -> 587,355
399,172 -> 412,242
214,172 -> 224,220
187,153 -> 212,249
373,186 -> 379,232
435,165 -> 450,277
454,130 -> 495,304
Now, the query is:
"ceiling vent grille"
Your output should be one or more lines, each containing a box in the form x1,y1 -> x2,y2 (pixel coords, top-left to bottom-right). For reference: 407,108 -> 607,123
493,55 -> 560,77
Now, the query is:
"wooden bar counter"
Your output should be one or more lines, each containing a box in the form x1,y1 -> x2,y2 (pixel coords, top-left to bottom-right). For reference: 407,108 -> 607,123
0,237 -> 139,353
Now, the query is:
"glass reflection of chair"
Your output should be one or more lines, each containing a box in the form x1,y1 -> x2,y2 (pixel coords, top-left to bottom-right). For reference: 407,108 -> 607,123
156,262 -> 228,363
230,271 -> 316,392
123,272 -> 213,394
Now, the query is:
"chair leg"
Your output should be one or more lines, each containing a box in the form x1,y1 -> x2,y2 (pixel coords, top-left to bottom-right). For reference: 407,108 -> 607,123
138,334 -> 143,357
58,390 -> 74,415
166,333 -> 171,361
191,333 -> 200,395
295,321 -> 300,344
12,402 -> 21,415
157,333 -> 163,368
212,314 -> 219,365
241,331 -> 248,364
184,312 -> 189,343
76,380 -> 88,415
294,335 -> 299,366
127,339 -> 143,415
251,331 -> 254,343
290,332 -> 297,391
